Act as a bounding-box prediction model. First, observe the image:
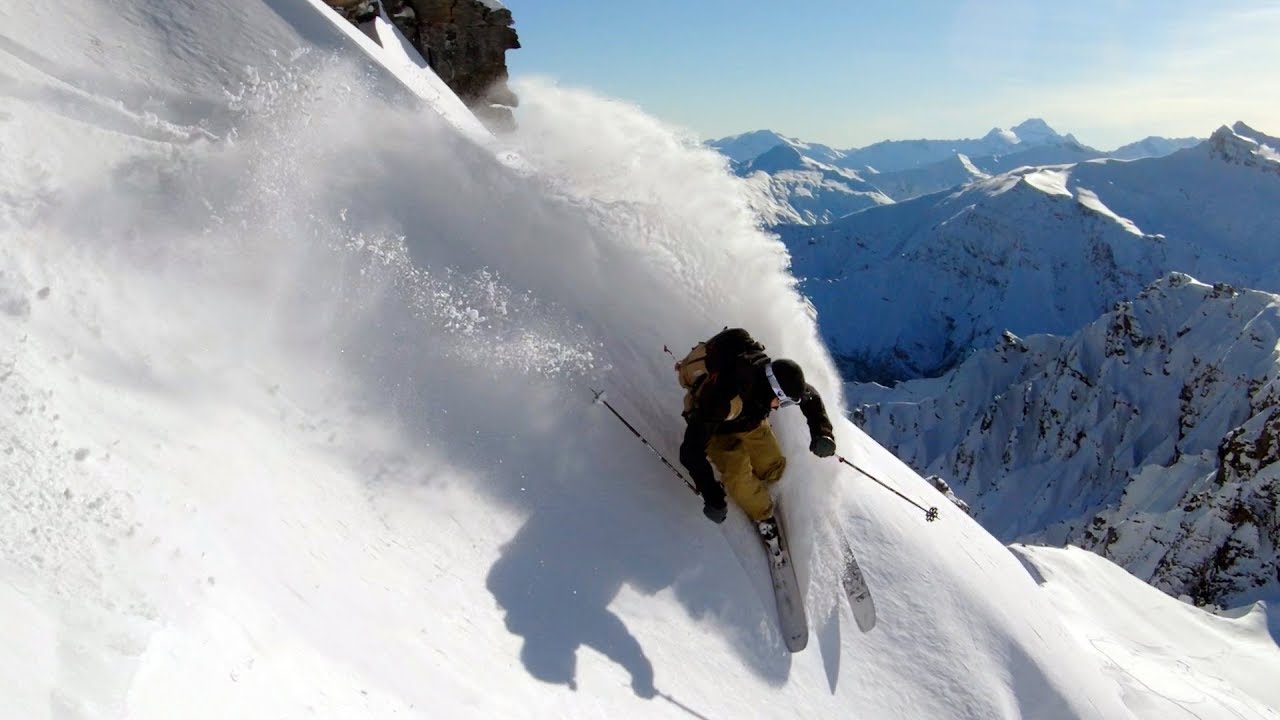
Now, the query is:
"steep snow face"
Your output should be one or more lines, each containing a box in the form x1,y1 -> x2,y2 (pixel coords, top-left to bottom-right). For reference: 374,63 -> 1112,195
1014,544 -> 1280,718
853,275 -> 1280,608
0,2 -> 1184,719
783,124 -> 1280,383
735,144 -> 893,225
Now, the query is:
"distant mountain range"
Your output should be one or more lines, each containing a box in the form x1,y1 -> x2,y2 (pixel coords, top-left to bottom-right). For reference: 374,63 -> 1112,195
779,122 -> 1280,384
711,120 -> 1203,217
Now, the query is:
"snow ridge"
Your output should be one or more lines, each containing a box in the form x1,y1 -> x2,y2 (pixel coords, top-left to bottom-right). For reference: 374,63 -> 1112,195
735,143 -> 893,225
853,274 -> 1280,608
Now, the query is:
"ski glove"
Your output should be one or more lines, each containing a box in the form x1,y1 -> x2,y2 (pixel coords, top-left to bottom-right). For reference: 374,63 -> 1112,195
702,498 -> 728,524
810,434 -> 836,458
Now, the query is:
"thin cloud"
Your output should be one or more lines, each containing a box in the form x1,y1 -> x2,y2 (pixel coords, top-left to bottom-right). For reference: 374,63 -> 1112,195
996,5 -> 1280,145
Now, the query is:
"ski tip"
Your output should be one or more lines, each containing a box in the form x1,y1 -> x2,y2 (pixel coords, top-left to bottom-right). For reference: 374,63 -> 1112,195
786,634 -> 809,653
852,608 -> 877,633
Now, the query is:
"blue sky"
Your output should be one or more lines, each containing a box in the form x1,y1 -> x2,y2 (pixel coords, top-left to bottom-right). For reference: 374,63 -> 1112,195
503,1 -> 1280,149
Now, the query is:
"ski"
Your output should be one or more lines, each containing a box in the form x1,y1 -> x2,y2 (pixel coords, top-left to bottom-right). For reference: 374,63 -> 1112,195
764,501 -> 809,652
839,535 -> 877,632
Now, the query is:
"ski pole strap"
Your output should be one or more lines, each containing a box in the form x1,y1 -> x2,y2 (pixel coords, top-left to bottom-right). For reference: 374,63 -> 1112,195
837,455 -> 939,522
590,388 -> 699,495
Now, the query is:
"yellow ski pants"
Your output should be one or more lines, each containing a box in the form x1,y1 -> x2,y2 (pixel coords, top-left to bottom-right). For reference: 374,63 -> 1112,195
706,420 -> 787,522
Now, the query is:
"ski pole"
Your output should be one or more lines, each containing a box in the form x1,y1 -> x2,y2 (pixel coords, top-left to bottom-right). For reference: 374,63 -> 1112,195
590,388 -> 698,495
836,454 -> 939,522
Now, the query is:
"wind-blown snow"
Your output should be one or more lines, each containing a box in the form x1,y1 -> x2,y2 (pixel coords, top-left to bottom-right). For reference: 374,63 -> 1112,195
1,1 -> 1276,718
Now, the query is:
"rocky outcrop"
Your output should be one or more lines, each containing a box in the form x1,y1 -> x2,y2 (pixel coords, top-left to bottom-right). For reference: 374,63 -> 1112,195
1208,124 -> 1280,174
325,0 -> 520,132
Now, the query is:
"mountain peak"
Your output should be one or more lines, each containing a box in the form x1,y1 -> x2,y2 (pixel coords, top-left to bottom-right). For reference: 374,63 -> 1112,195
982,126 -> 1019,144
744,141 -> 807,173
1230,120 -> 1280,149
1011,118 -> 1062,144
707,129 -> 791,163
1209,123 -> 1280,169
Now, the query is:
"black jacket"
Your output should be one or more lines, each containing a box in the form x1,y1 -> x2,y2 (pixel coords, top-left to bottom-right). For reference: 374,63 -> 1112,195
678,352 -> 833,503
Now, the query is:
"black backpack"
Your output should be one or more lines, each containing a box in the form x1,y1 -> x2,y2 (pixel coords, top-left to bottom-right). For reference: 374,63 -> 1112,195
674,328 -> 767,415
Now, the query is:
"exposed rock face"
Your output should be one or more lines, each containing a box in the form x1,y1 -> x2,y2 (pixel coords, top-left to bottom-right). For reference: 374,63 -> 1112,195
927,475 -> 973,516
325,0 -> 520,132
392,0 -> 519,131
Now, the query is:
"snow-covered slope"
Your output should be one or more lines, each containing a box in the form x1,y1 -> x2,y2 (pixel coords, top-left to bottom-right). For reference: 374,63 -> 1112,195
2,2 -> 1277,718
856,153 -> 990,203
783,123 -> 1280,383
977,140 -> 1104,175
853,274 -> 1280,608
735,144 -> 893,225
1013,544 -> 1280,718
865,141 -> 1103,202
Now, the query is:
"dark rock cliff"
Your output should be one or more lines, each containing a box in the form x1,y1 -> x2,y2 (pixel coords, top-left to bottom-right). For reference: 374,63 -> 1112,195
325,0 -> 520,132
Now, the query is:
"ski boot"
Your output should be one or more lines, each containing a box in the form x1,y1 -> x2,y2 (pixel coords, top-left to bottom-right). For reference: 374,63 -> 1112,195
757,516 -> 783,559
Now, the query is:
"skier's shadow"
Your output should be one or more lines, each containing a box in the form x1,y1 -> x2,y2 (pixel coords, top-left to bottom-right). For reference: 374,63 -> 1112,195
486,496 -> 662,698
481,408 -> 793,699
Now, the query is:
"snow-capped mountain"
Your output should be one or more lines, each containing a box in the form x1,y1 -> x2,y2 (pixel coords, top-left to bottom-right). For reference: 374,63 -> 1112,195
836,118 -> 1078,173
781,122 -> 1280,384
1111,135 -> 1204,161
865,140 -> 1105,202
713,121 -> 1201,214
708,120 -> 1076,177
708,129 -> 847,165
852,274 -> 1280,609
735,143 -> 893,225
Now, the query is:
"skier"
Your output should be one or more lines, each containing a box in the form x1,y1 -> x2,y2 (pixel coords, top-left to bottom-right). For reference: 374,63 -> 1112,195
675,328 -> 836,545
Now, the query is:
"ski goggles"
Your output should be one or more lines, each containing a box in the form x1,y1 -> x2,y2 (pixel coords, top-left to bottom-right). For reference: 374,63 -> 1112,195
765,363 -> 801,408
